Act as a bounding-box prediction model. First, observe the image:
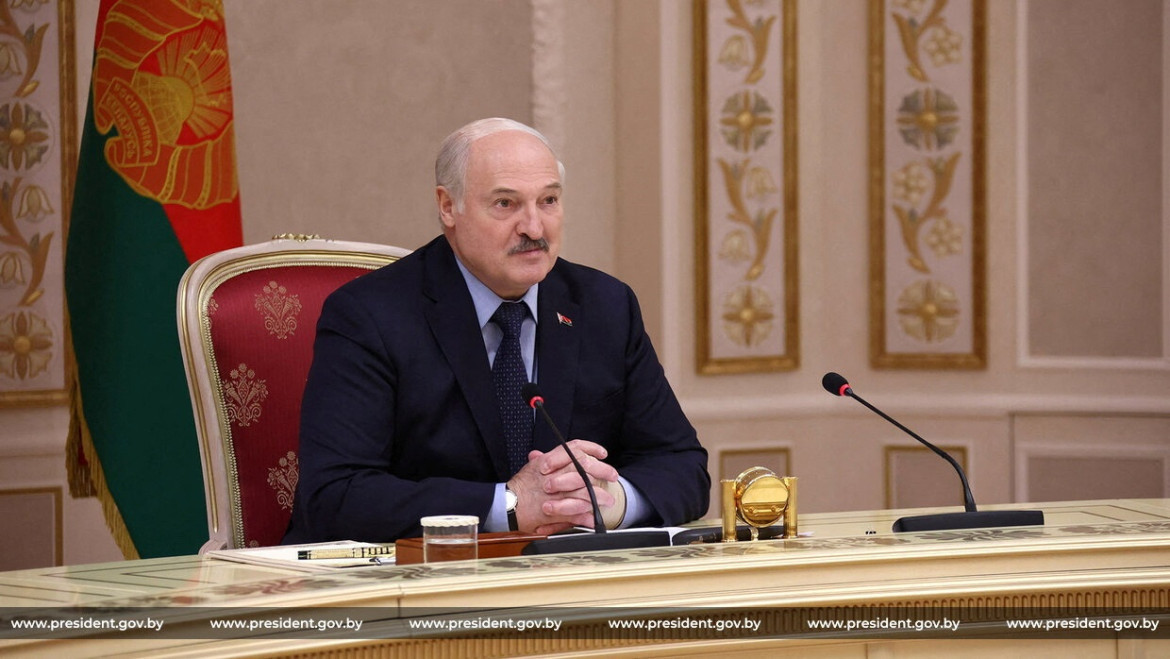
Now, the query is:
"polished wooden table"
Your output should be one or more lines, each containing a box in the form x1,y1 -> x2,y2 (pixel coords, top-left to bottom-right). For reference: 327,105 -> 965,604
2,499 -> 1169,658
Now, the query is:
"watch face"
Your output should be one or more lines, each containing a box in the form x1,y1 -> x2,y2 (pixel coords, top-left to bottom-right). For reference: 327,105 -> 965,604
505,489 -> 518,511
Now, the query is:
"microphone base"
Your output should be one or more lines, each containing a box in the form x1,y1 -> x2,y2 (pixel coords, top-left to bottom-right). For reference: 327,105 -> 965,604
892,509 -> 1044,533
521,530 -> 671,556
670,524 -> 786,545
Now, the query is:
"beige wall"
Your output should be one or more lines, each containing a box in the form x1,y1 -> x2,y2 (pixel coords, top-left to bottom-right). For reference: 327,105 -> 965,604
631,0 -> 1169,514
225,0 -> 621,270
1,0 -> 1168,567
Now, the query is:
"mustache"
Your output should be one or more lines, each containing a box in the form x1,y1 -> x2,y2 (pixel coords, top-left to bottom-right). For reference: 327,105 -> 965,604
509,237 -> 549,255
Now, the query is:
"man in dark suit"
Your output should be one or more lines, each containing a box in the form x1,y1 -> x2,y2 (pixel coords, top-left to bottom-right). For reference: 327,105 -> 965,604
284,118 -> 709,543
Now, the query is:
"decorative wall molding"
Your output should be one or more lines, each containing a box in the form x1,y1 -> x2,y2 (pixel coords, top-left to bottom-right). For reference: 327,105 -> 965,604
884,443 -> 969,509
1018,355 -> 1170,372
869,0 -> 986,369
0,0 -> 76,407
1014,443 -> 1170,504
694,0 -> 798,374
0,486 -> 63,568
1014,0 -> 1170,372
681,393 -> 1170,422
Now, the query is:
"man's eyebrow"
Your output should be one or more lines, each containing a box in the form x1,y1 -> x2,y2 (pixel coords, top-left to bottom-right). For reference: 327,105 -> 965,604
488,181 -> 563,196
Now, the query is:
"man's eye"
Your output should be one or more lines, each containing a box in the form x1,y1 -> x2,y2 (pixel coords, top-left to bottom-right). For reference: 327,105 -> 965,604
542,196 -> 559,205
495,199 -> 513,208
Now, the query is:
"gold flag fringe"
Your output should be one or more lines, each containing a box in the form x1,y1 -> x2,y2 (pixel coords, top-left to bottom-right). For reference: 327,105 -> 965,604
64,323 -> 95,498
65,350 -> 140,560
65,400 -> 95,498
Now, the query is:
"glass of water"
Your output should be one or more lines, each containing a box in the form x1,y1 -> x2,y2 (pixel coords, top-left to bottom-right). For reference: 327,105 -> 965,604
421,515 -> 478,563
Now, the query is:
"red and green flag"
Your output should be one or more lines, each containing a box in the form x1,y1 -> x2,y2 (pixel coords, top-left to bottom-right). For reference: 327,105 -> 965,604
66,0 -> 243,559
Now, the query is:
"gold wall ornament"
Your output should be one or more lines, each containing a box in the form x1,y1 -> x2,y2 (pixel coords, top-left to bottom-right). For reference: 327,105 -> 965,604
892,153 -> 960,273
721,466 -> 797,542
721,283 -> 774,347
0,0 -> 76,407
897,278 -> 960,342
718,91 -> 774,151
0,103 -> 51,170
17,182 -> 54,221
0,2 -> 49,98
717,157 -> 776,281
724,0 -> 775,84
892,0 -> 953,82
695,0 -> 798,374
0,307 -> 53,380
869,0 -> 986,369
717,229 -> 752,263
0,250 -> 25,286
0,178 -> 54,306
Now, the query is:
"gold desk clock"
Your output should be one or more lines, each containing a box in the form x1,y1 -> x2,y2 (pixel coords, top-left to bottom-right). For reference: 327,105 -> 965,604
721,467 -> 797,542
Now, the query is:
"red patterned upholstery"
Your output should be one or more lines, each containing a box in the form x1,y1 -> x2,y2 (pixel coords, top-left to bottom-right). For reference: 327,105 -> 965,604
177,237 -> 409,552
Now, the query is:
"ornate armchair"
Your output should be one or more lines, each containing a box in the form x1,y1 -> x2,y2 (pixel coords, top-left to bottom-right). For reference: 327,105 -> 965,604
177,236 -> 410,552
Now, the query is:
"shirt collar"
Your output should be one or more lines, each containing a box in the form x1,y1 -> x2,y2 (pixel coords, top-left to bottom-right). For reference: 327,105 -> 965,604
454,256 -> 539,329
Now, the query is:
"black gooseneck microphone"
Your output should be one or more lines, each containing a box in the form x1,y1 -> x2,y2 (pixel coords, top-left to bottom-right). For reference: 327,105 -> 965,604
521,382 -> 606,534
822,372 -> 1044,533
518,383 -> 670,555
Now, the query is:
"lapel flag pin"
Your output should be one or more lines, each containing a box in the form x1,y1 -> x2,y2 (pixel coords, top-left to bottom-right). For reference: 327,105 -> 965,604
557,312 -> 573,327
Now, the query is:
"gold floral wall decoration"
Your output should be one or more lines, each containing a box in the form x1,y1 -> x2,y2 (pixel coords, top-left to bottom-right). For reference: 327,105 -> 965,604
695,0 -> 797,374
869,0 -> 985,369
0,308 -> 53,379
0,0 -> 74,406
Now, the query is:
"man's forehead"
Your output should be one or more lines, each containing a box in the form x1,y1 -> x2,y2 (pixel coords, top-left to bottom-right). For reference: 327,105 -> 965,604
470,131 -> 556,164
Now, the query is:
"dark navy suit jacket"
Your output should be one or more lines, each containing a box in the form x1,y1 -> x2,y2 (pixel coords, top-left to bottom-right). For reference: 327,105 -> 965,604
283,236 -> 709,543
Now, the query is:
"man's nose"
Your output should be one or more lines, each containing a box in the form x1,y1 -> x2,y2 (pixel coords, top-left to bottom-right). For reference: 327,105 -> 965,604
517,202 -> 543,237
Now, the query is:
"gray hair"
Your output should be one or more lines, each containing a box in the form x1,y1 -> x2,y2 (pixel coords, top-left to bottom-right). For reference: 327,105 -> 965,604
435,118 -> 565,212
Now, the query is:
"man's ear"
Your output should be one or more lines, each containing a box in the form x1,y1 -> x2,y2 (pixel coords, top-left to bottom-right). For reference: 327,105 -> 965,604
436,186 -> 456,228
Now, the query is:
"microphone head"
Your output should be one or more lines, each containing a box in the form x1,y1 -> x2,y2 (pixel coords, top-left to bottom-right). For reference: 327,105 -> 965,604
821,372 -> 852,397
521,382 -> 543,408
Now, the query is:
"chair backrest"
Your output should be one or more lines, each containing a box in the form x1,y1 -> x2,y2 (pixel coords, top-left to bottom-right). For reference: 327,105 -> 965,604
177,236 -> 410,552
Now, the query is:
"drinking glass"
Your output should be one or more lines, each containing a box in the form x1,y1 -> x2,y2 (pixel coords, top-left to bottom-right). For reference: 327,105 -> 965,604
421,515 -> 478,563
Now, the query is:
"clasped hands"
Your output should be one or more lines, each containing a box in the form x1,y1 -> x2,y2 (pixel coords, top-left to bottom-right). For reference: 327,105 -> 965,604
506,439 -> 625,536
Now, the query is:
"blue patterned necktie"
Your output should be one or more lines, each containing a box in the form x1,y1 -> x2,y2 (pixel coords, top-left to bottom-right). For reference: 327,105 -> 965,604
491,301 -> 532,475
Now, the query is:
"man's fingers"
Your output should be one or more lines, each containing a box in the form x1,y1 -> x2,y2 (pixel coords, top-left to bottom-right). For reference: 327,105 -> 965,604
513,446 -> 620,533
540,448 -> 619,483
542,495 -> 598,518
566,439 -> 608,458
542,475 -> 616,506
540,440 -> 610,473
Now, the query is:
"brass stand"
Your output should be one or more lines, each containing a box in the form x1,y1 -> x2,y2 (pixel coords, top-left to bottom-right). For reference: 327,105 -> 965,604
720,467 -> 797,542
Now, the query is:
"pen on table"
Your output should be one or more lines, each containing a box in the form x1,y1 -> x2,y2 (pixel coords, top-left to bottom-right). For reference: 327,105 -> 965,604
297,545 -> 396,560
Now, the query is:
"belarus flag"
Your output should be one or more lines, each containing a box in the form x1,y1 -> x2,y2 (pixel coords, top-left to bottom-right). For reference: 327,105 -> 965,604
65,0 -> 243,559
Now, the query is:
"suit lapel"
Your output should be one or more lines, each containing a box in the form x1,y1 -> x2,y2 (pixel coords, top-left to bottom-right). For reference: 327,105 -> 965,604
422,238 -> 511,479
534,266 -> 580,453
